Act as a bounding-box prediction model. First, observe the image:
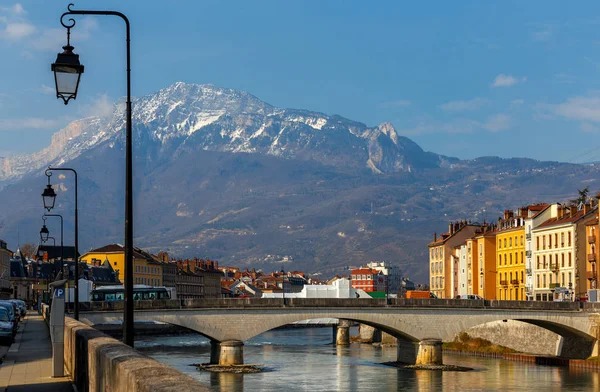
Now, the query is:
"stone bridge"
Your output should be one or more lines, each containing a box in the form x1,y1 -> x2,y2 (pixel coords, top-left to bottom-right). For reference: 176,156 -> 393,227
77,298 -> 600,366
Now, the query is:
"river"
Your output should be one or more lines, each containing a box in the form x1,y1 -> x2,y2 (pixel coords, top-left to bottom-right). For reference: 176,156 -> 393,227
135,327 -> 600,391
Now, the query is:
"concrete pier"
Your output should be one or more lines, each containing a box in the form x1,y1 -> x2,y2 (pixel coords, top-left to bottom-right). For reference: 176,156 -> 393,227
336,319 -> 352,345
219,340 -> 244,365
415,339 -> 443,366
210,340 -> 221,364
397,339 -> 419,364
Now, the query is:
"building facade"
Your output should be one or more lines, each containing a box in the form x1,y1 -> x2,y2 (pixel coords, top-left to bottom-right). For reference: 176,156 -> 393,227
350,268 -> 386,292
495,210 -> 526,301
0,240 -> 12,298
532,205 -> 597,301
81,244 -> 163,286
585,217 -> 599,291
429,221 -> 480,299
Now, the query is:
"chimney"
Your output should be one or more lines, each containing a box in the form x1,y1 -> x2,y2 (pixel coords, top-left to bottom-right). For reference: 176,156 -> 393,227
557,205 -> 564,219
503,210 -> 510,220
584,203 -> 591,215
569,205 -> 577,216
433,232 -> 437,242
449,222 -> 454,235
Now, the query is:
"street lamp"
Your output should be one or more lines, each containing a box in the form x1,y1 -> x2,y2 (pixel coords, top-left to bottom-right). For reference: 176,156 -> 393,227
45,214 -> 64,280
43,167 -> 79,320
42,174 -> 57,211
54,3 -> 135,347
51,25 -> 84,105
40,218 -> 50,243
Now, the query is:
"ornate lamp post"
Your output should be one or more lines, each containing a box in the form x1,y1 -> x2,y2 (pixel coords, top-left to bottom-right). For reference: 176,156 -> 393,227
44,214 -> 64,280
53,3 -> 135,346
43,167 -> 79,320
40,217 -> 50,243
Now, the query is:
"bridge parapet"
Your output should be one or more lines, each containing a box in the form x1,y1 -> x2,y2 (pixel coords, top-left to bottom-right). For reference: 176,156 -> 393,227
78,298 -> 600,311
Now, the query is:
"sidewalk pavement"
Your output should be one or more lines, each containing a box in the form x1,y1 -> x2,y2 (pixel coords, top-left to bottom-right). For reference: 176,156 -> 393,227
0,314 -> 73,391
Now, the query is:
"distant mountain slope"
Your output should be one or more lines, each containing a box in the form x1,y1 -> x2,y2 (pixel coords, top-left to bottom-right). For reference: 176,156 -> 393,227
0,83 -> 597,282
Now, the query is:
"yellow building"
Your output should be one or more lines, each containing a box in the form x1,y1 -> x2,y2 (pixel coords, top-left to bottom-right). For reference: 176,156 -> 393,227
80,244 -> 163,286
474,227 -> 497,300
495,211 -> 526,300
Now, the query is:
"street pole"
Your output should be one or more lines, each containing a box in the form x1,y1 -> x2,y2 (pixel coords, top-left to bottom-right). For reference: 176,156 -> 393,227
58,3 -> 134,346
44,214 -> 64,280
46,167 -> 78,320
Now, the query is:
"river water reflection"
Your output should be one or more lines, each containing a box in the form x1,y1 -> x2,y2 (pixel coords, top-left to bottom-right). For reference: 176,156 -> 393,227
136,327 -> 599,391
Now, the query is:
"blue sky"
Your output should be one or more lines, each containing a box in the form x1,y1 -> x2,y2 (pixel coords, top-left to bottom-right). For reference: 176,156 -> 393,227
1,0 -> 600,162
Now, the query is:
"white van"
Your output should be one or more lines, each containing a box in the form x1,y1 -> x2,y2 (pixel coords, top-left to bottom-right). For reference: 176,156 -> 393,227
455,294 -> 483,300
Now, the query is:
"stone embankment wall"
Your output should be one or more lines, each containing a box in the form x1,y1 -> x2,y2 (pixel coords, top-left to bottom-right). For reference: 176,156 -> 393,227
41,306 -> 209,392
455,320 -> 559,355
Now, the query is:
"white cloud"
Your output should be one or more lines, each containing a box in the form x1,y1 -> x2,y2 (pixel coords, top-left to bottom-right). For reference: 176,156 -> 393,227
511,99 -> 525,106
80,93 -> 115,118
551,96 -> 600,123
398,114 -> 511,136
492,74 -> 526,88
0,117 -> 63,132
39,85 -> 55,95
483,114 -> 511,132
4,21 -> 35,39
439,98 -> 487,112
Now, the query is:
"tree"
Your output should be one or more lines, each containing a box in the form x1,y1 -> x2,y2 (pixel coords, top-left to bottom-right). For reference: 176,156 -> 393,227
570,187 -> 589,207
19,243 -> 36,259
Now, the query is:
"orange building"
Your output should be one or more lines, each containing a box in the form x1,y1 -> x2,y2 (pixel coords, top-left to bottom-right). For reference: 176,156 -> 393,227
585,214 -> 599,291
473,225 -> 497,299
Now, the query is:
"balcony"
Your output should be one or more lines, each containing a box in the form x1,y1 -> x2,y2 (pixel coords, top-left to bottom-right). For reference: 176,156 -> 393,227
526,233 -> 532,240
587,271 -> 597,281
510,279 -> 520,285
499,280 -> 508,286
550,263 -> 559,272
589,235 -> 596,244
480,268 -> 484,274
525,268 -> 532,275
589,253 -> 597,262
525,250 -> 532,257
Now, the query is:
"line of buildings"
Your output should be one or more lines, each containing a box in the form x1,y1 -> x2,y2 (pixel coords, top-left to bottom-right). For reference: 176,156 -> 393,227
429,193 -> 600,301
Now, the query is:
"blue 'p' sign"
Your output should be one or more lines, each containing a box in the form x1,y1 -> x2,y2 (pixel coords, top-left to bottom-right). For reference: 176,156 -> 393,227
54,288 -> 64,299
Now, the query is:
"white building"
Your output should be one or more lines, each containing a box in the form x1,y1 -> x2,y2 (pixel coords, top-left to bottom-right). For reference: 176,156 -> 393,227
262,278 -> 360,298
523,204 -> 555,300
532,204 -> 597,301
366,261 -> 401,293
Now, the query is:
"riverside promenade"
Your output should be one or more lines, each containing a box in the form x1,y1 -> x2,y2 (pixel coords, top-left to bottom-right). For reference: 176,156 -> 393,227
0,314 -> 72,391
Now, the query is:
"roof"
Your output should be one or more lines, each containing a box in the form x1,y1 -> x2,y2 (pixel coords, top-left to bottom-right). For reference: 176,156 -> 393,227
35,245 -> 80,260
350,268 -> 380,275
537,206 -> 597,229
86,244 -> 160,264
586,218 -> 599,226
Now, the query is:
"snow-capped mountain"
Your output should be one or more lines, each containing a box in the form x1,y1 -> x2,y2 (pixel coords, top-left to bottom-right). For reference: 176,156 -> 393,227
0,82 -> 451,183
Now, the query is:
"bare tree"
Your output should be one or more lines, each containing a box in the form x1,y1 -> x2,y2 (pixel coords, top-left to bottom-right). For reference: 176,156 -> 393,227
19,243 -> 37,259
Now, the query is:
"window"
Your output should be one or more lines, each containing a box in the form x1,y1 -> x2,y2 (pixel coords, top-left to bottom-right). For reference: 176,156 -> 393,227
561,233 -> 565,247
548,235 -> 552,249
569,272 -> 572,285
543,236 -> 546,250
509,238 -> 512,247
499,255 -> 502,265
504,239 -> 507,248
543,274 -> 546,287
537,274 -> 540,288
568,253 -> 572,267
499,240 -> 502,249
520,271 -> 524,283
114,261 -> 117,266
479,244 -> 482,255
537,256 -> 540,269
561,253 -> 565,267
568,232 -> 572,246
504,254 -> 507,265
554,233 -> 558,248
562,272 -> 565,286
520,236 -> 524,246
510,253 -> 513,265
536,237 -> 540,250
543,255 -> 546,268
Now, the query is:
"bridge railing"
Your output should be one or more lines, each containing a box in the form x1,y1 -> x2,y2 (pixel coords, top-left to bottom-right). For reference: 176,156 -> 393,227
76,297 -> 600,312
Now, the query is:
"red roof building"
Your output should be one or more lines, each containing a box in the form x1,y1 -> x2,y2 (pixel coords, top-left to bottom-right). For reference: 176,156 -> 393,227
350,268 -> 386,292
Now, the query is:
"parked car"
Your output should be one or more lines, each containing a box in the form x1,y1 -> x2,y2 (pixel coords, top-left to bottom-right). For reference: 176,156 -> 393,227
10,300 -> 26,319
455,294 -> 483,300
0,308 -> 13,345
0,302 -> 17,335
